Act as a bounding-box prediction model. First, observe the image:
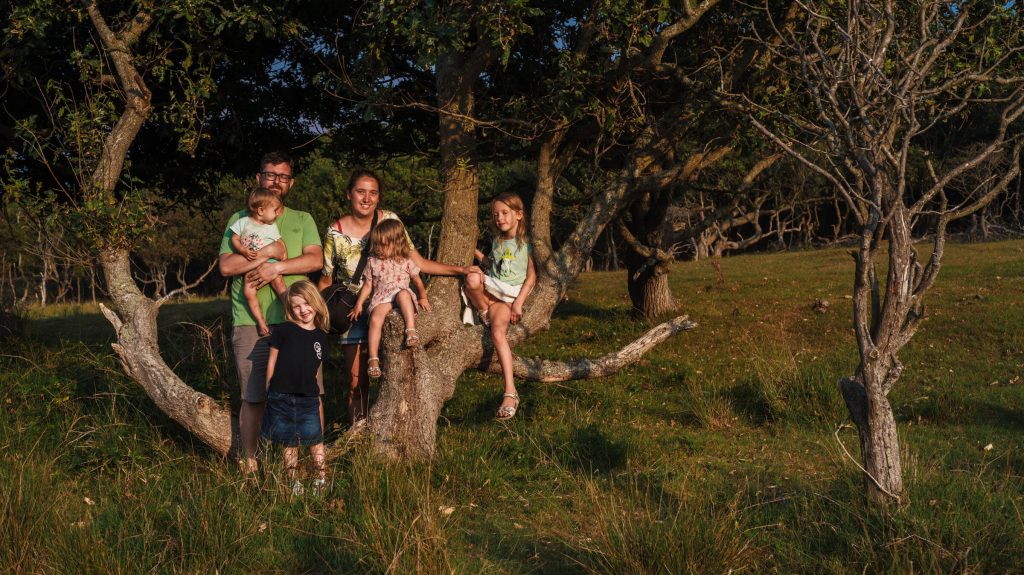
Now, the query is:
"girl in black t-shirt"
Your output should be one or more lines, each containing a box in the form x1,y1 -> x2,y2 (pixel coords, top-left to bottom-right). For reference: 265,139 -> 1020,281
262,280 -> 330,495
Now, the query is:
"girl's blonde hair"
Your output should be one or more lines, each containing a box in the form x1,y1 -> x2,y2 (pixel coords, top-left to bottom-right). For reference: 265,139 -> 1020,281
370,218 -> 410,260
492,191 -> 529,247
285,280 -> 331,333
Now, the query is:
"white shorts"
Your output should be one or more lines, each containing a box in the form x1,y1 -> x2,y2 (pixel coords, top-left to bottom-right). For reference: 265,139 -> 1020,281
462,276 -> 522,325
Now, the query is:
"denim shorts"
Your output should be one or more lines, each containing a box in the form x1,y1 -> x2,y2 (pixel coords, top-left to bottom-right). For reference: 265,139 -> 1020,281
261,391 -> 323,447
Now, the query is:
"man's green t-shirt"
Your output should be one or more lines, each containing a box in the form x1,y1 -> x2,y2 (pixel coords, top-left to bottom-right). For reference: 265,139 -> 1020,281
220,207 -> 320,327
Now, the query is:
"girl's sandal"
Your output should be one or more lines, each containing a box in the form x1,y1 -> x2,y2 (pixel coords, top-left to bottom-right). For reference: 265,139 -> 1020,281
367,357 -> 382,379
476,307 -> 491,327
495,393 -> 519,421
405,328 -> 420,347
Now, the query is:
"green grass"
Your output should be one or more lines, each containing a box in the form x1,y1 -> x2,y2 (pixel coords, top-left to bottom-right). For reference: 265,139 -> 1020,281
3,240 -> 1024,573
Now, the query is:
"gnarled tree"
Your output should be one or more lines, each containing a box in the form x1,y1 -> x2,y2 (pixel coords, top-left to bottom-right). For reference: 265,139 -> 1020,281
3,1 -> 303,455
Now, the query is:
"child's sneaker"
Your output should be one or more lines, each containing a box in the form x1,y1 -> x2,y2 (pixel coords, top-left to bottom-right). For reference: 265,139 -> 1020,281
311,477 -> 326,495
291,480 -> 304,497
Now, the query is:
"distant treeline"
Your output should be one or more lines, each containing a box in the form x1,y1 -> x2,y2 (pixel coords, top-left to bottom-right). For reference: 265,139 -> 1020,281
2,154 -> 1021,307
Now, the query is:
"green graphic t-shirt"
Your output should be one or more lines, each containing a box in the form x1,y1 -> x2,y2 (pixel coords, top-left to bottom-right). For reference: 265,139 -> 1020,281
488,238 -> 531,286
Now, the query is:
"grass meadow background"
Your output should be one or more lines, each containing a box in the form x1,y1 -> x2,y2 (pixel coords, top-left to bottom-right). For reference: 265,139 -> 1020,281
3,239 -> 1024,573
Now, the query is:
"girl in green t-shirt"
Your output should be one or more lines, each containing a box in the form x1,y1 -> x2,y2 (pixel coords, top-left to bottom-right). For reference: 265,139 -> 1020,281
463,192 -> 536,420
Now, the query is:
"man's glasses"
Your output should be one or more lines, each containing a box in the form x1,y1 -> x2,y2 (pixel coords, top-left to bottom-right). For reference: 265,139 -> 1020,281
260,171 -> 294,183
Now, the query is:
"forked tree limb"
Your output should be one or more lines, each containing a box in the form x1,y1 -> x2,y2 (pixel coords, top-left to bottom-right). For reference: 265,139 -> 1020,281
156,258 -> 218,306
480,314 -> 696,382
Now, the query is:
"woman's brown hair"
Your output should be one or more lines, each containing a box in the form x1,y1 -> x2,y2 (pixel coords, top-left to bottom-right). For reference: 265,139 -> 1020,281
346,168 -> 382,195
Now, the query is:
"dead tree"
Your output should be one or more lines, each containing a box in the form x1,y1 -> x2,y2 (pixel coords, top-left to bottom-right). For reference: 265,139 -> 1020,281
748,0 -> 1024,504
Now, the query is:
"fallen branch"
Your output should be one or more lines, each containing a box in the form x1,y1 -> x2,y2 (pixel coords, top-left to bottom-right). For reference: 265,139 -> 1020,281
482,314 -> 697,382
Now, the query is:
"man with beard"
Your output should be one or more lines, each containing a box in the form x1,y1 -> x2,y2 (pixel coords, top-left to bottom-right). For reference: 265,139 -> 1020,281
218,151 -> 322,472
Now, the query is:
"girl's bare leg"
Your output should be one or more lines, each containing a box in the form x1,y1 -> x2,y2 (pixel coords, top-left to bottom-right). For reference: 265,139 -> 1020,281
244,282 -> 271,336
463,271 -> 491,313
489,303 -> 518,410
367,303 -> 392,360
395,289 -> 416,330
283,447 -> 298,479
310,443 -> 326,480
344,344 -> 369,425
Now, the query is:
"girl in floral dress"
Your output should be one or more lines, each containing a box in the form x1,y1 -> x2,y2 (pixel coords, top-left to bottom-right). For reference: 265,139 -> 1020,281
348,218 -> 431,378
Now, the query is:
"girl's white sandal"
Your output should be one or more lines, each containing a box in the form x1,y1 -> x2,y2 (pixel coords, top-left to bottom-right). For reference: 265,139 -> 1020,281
495,393 -> 519,420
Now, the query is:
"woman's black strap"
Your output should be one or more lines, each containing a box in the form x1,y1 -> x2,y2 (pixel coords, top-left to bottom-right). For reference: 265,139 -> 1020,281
349,210 -> 379,285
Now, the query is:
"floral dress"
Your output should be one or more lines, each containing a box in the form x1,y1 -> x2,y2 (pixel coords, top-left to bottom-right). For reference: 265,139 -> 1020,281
363,256 -> 421,311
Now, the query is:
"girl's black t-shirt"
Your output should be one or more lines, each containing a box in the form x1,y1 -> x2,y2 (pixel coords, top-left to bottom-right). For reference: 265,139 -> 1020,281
268,321 -> 327,397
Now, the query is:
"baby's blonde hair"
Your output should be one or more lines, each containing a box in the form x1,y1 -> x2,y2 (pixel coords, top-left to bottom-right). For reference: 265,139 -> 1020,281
285,280 -> 330,333
248,187 -> 280,216
370,219 -> 411,260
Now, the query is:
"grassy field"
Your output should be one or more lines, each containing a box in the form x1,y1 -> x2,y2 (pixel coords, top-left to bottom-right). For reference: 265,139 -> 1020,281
3,239 -> 1024,573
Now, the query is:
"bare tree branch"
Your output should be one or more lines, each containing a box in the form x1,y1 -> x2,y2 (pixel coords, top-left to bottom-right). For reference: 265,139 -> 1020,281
482,315 -> 697,382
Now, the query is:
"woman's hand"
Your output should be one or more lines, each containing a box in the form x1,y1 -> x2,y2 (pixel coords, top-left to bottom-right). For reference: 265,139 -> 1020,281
348,306 -> 362,321
462,265 -> 483,276
419,297 -> 432,313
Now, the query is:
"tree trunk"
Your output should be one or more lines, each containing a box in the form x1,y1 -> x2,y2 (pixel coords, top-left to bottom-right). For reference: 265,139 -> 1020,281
620,197 -> 678,319
83,2 -> 237,456
625,253 -> 677,318
842,197 -> 911,506
429,51 -> 481,326
607,227 -> 619,271
368,49 -> 487,456
840,375 -> 904,505
368,316 -> 465,459
100,248 -> 236,456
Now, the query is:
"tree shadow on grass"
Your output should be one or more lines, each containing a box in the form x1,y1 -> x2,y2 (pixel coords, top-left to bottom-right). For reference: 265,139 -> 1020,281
291,542 -> 363,574
894,394 -> 1024,429
19,308 -> 241,464
725,380 -> 775,426
548,423 -> 629,474
28,310 -> 115,346
551,299 -> 632,321
488,470 -> 763,574
965,401 -> 1024,432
